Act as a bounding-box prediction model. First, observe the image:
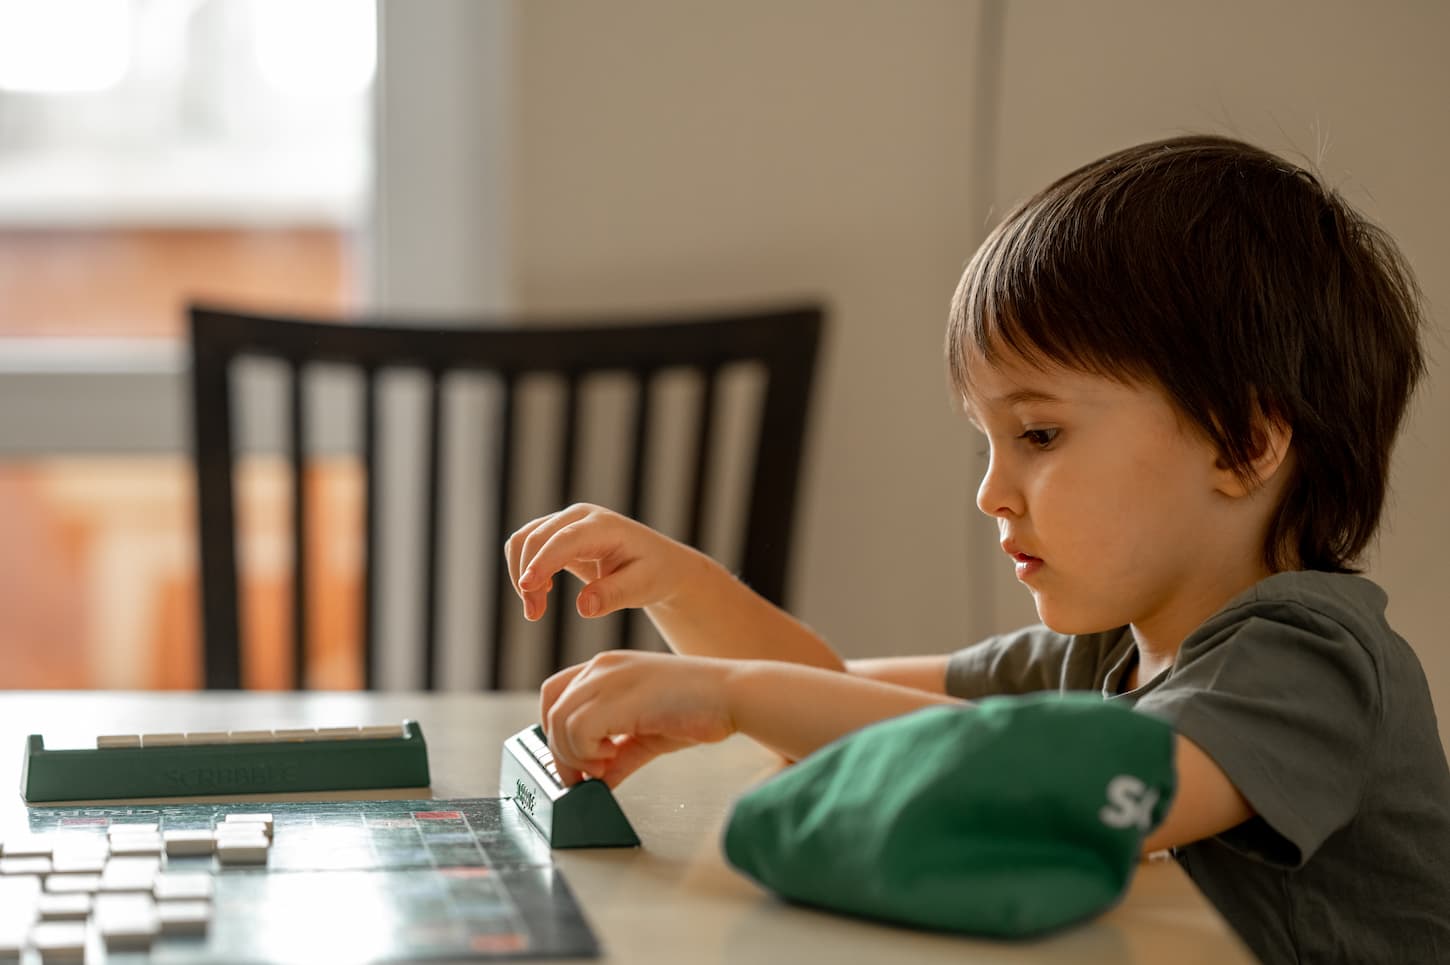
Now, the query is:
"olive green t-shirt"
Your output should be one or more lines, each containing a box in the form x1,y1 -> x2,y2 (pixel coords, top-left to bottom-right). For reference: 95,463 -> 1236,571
945,571 -> 1450,964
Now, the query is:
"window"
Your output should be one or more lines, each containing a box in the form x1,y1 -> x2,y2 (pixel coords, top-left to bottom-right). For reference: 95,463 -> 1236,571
0,0 -> 375,688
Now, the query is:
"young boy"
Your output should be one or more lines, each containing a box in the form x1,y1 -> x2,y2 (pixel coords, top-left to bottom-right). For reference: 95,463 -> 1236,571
505,135 -> 1450,962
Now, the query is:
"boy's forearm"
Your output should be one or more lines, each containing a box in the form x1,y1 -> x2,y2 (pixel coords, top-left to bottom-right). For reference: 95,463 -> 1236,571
846,655 -> 952,693
724,660 -> 961,762
643,547 -> 846,671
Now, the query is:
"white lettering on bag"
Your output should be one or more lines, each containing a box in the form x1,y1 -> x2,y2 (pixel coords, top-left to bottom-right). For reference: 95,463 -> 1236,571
1098,775 -> 1160,831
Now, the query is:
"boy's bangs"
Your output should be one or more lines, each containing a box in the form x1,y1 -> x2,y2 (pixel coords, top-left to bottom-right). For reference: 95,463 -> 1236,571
947,202 -> 1150,398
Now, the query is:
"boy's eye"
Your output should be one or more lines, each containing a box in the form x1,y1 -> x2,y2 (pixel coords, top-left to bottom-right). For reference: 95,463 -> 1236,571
1018,428 -> 1059,449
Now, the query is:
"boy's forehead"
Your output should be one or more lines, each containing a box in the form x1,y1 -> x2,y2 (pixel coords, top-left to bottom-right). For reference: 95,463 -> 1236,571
961,351 -> 1069,408
960,351 -> 1122,419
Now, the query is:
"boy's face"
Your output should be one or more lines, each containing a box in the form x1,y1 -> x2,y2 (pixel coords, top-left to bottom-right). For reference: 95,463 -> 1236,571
962,348 -> 1268,646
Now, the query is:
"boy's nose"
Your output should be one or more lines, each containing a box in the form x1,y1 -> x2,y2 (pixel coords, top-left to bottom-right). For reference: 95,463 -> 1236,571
976,455 -> 1024,519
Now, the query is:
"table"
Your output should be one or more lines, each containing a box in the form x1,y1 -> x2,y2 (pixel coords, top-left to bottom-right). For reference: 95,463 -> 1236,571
1,692 -> 1254,963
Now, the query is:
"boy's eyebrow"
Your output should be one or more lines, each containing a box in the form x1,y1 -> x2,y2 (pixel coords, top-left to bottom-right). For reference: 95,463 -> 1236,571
967,388 -> 1066,416
989,388 -> 1064,408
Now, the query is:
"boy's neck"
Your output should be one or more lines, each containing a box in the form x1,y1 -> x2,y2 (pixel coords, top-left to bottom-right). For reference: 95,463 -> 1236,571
1128,564 -> 1277,677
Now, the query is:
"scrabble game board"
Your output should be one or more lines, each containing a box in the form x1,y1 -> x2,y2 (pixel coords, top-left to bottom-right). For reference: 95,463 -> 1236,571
10,798 -> 600,963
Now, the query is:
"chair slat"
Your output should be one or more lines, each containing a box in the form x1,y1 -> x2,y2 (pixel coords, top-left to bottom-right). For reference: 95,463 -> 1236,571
423,371 -> 444,690
738,322 -> 821,608
361,368 -> 379,690
616,372 -> 654,652
192,322 -> 243,689
486,373 -> 518,689
549,374 -> 581,675
686,364 -> 719,550
287,360 -> 308,691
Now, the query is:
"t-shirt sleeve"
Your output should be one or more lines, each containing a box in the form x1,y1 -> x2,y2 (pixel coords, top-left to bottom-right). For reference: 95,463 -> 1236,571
944,625 -> 1079,700
1134,600 -> 1383,868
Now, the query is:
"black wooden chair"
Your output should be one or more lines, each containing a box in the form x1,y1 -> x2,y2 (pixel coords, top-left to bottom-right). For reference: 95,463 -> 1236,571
188,303 -> 823,690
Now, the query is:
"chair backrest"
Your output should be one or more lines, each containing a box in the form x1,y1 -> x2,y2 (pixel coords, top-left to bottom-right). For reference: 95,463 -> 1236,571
189,303 -> 824,690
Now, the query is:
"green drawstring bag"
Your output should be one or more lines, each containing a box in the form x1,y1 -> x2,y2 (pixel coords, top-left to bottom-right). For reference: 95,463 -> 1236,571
722,693 -> 1176,938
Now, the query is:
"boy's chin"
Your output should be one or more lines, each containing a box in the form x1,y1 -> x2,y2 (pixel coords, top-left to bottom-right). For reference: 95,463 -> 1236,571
1032,595 -> 1122,636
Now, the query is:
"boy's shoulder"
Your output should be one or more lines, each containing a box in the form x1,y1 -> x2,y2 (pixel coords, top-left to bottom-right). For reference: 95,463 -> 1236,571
1170,569 -> 1436,726
1212,570 -> 1393,649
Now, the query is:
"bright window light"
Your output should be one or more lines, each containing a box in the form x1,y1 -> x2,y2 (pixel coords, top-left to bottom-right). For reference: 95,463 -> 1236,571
0,0 -> 130,93
253,0 -> 375,96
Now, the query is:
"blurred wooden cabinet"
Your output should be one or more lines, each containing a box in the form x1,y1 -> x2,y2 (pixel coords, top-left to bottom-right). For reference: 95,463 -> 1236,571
0,227 -> 361,689
0,459 -> 364,690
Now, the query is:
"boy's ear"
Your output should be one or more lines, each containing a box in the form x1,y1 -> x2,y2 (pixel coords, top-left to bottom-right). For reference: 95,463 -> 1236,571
1214,413 -> 1293,498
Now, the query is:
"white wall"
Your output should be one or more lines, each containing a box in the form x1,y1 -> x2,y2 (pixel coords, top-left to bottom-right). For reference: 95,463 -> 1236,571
373,0 -> 513,315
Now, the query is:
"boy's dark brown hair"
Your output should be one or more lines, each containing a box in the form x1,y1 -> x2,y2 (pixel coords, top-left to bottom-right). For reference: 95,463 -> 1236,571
947,134 -> 1425,573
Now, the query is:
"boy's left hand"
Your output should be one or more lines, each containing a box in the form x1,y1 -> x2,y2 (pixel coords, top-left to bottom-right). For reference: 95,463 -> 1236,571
540,651 -> 737,788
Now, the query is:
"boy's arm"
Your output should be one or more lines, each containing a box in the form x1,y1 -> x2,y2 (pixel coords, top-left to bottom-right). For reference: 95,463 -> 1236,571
510,504 -> 850,672
510,506 -> 956,691
641,545 -> 847,671
1142,735 -> 1254,852
648,565 -> 955,695
540,653 -> 960,786
725,660 -> 960,761
845,655 -> 951,693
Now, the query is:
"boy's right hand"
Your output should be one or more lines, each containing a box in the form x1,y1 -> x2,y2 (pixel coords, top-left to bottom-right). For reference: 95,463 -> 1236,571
505,504 -> 693,623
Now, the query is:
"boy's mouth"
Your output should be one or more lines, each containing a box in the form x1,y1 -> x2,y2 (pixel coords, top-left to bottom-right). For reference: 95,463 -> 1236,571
1012,554 -> 1044,580
1001,541 -> 1043,579
1000,540 -> 1040,562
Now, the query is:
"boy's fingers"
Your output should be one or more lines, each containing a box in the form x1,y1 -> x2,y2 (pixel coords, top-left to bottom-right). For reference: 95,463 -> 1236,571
504,525 -> 529,597
554,760 -> 585,786
520,519 -> 620,592
506,512 -> 562,596
522,576 -> 555,622
595,736 -> 658,789
518,506 -> 595,589
555,759 -> 616,787
551,702 -> 599,769
539,663 -> 586,730
552,740 -> 616,786
574,566 -> 643,618
542,671 -> 612,769
548,692 -> 629,778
